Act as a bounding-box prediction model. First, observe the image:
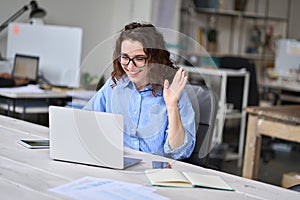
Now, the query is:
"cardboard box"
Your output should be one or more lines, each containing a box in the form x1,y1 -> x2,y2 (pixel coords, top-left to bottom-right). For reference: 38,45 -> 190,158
281,172 -> 300,188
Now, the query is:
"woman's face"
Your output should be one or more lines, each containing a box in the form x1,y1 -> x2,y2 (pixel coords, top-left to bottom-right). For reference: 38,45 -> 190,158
120,39 -> 149,90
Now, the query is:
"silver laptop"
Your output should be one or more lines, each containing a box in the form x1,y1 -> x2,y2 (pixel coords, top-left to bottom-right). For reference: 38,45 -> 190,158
49,106 -> 141,169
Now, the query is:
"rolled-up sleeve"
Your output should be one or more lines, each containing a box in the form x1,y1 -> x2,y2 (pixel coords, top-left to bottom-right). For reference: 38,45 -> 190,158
164,90 -> 196,160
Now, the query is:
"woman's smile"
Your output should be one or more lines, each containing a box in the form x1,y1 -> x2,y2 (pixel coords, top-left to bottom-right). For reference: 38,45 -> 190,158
121,40 -> 149,89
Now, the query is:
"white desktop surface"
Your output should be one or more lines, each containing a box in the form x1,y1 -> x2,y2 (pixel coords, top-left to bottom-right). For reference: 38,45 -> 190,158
0,84 -> 68,99
0,115 -> 299,200
0,85 -> 69,115
259,79 -> 300,93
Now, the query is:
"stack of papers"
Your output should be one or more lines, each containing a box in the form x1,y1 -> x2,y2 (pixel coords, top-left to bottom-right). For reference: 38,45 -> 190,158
0,84 -> 45,93
49,176 -> 168,200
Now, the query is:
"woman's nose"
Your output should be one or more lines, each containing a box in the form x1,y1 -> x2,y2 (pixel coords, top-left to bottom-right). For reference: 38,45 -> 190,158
127,60 -> 136,69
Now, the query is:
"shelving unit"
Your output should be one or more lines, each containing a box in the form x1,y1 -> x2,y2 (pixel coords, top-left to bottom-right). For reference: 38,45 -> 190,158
179,0 -> 293,168
179,0 -> 291,77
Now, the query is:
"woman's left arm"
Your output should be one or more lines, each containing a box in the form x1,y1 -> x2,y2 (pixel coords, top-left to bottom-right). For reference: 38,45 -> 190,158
163,67 -> 188,149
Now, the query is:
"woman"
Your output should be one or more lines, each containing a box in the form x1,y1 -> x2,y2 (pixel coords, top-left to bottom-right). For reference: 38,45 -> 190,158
84,22 -> 195,160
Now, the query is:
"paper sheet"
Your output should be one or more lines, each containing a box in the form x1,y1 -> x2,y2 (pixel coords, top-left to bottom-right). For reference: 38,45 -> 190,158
0,84 -> 44,93
49,176 -> 168,200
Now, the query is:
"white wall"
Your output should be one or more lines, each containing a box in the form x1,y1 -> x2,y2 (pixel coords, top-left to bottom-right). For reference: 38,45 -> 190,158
2,0 -> 298,82
0,0 -> 153,80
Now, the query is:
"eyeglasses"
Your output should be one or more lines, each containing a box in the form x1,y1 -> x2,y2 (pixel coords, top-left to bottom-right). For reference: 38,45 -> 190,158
118,55 -> 148,68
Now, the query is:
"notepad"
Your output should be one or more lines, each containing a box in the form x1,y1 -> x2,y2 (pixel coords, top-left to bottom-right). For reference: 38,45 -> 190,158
145,169 -> 234,191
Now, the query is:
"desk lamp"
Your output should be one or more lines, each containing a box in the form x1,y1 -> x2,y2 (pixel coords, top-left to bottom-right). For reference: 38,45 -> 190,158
0,0 -> 47,60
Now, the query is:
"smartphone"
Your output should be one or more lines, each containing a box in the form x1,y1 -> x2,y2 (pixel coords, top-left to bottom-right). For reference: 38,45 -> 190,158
18,139 -> 50,149
152,161 -> 172,169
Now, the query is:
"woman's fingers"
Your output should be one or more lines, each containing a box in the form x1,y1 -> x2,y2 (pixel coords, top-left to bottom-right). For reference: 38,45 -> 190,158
173,68 -> 187,89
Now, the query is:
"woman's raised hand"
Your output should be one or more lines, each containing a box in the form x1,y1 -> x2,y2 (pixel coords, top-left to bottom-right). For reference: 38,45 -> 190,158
163,67 -> 187,107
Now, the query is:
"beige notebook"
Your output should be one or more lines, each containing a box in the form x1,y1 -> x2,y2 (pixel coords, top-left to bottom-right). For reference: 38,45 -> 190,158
145,169 -> 234,191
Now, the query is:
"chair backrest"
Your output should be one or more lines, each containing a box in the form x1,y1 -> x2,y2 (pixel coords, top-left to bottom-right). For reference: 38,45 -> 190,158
220,56 -> 259,110
183,84 -> 218,167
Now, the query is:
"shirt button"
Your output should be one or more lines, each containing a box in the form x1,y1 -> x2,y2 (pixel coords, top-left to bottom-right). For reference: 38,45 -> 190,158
131,128 -> 135,132
134,111 -> 137,114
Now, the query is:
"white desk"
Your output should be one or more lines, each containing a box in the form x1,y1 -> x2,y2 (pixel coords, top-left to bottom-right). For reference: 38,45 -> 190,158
0,85 -> 70,117
1,115 -> 299,200
182,66 -> 250,168
260,79 -> 300,92
259,79 -> 300,104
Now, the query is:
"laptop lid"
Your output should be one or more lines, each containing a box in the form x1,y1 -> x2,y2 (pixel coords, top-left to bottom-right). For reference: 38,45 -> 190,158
12,54 -> 39,84
49,106 -> 141,169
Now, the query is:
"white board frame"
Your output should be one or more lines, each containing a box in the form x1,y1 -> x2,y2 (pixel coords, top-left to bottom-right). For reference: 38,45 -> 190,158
7,23 -> 82,88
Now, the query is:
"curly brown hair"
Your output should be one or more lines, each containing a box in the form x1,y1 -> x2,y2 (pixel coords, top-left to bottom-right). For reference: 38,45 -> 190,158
111,22 -> 177,96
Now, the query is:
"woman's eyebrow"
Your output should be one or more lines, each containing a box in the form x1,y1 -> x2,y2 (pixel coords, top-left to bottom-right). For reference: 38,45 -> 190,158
120,53 -> 147,57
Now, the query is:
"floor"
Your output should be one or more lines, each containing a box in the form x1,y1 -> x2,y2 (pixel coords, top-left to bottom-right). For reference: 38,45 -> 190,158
216,120 -> 300,187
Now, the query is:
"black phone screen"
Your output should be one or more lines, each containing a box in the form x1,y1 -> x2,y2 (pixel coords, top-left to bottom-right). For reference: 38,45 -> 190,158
152,161 -> 172,169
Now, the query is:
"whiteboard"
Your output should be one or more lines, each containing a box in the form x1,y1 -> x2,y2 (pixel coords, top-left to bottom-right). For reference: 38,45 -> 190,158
7,23 -> 82,88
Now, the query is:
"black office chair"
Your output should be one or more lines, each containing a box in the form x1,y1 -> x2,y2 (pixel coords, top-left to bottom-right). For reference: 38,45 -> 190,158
220,56 -> 276,163
219,56 -> 259,110
182,84 -> 218,167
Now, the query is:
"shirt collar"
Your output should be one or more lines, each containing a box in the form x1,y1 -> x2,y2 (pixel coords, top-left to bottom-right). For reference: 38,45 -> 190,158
118,75 -> 152,92
118,76 -> 131,88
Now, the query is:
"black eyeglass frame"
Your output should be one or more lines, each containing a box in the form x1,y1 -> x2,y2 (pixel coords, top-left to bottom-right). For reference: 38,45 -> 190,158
118,55 -> 148,68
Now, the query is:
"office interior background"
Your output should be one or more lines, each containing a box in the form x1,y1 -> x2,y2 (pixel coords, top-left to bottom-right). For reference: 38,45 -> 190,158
0,0 -> 300,188
1,0 -> 300,78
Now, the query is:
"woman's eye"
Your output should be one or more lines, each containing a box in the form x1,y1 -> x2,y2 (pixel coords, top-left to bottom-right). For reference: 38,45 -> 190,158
135,57 -> 144,61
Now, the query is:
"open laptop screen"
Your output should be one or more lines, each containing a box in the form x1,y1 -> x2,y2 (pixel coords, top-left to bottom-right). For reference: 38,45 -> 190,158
12,54 -> 39,83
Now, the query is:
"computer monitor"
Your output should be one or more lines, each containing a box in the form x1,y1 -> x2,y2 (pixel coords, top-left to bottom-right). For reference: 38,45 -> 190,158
12,54 -> 39,84
275,39 -> 300,75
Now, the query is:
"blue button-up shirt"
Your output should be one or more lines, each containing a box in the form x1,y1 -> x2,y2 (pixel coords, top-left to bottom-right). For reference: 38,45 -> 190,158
83,76 -> 196,160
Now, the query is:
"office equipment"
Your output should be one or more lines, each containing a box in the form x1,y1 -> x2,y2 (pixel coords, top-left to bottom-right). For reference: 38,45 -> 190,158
0,1 -> 46,33
243,105 -> 300,180
145,168 -> 234,190
182,84 -> 217,167
49,106 -> 141,169
275,39 -> 300,75
7,22 -> 82,88
152,161 -> 171,169
1,114 -> 300,199
12,54 -> 39,84
0,0 -> 46,62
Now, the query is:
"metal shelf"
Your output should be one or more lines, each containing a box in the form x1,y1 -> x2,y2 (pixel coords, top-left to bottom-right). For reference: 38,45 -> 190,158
194,7 -> 288,22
